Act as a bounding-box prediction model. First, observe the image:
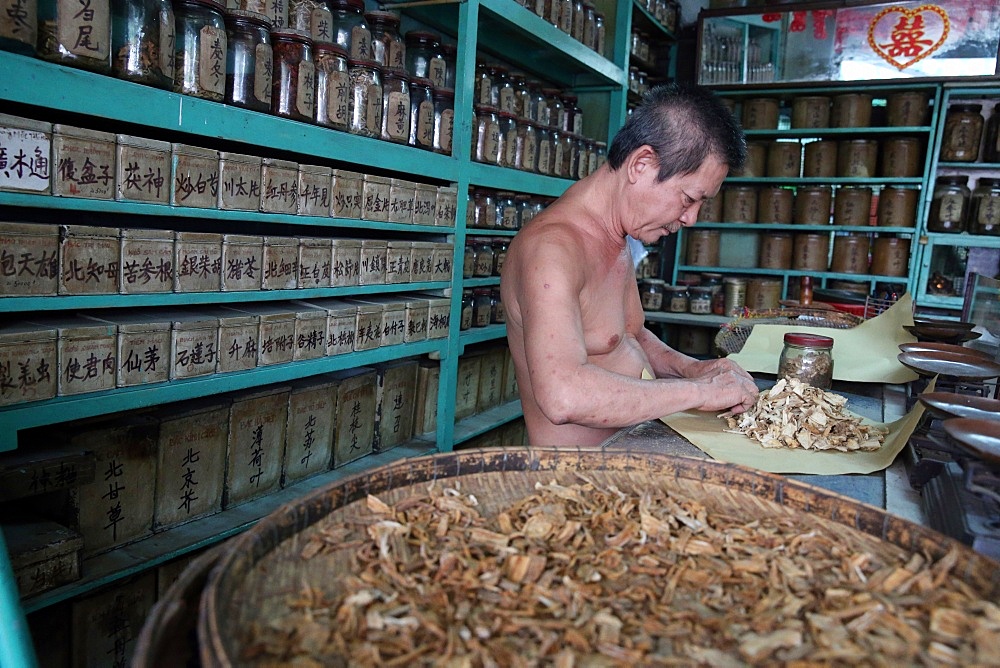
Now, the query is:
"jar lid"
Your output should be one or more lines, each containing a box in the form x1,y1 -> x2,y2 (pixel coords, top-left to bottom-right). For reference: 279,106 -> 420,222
560,94 -> 578,103
644,278 -> 667,285
496,190 -> 515,197
180,0 -> 225,11
271,28 -> 313,43
315,41 -> 348,57
328,0 -> 364,11
383,69 -> 410,82
441,43 -> 457,56
409,76 -> 433,89
977,177 -> 1000,187
474,104 -> 500,114
405,30 -> 441,46
541,87 -> 563,96
225,9 -> 272,29
950,104 -> 983,113
432,87 -> 455,100
364,10 -> 400,25
691,286 -> 714,293
492,239 -> 509,246
498,111 -> 517,120
663,285 -> 686,292
347,57 -> 381,70
783,332 -> 834,348
937,174 -> 969,185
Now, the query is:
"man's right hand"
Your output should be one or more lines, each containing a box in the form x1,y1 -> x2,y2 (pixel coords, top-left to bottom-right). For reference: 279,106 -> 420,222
689,367 -> 760,414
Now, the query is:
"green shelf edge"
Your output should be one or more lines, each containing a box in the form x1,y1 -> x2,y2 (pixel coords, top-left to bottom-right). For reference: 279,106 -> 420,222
743,126 -> 932,137
463,277 -> 501,287
458,323 -> 507,352
915,294 -> 964,309
0,192 -> 455,234
674,266 -> 910,282
936,162 -> 1000,170
453,399 -> 524,445
723,177 -> 924,185
922,234 -> 1000,248
644,311 -> 731,327
468,162 -> 577,197
0,52 -> 461,180
689,223 -> 917,234
0,338 -> 447,449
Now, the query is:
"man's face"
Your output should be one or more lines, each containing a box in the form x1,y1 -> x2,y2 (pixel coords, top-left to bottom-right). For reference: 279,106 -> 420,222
632,155 -> 728,245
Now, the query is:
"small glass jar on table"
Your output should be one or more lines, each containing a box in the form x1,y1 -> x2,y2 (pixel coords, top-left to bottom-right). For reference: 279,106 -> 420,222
224,9 -> 271,112
778,332 -> 834,389
314,41 -> 350,130
346,57 -> 383,137
172,0 -> 227,99
271,28 -> 315,122
113,0 -> 175,87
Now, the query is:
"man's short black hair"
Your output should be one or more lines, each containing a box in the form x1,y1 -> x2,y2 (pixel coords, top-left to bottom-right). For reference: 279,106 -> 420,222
607,83 -> 746,181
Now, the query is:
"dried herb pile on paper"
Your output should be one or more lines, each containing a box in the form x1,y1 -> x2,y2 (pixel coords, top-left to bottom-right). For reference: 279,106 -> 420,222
243,478 -> 999,666
720,377 -> 887,452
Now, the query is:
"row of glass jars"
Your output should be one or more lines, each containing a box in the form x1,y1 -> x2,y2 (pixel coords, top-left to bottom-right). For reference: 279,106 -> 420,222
732,91 -> 930,130
636,0 -> 678,34
515,0 -> 606,56
928,175 -> 1000,235
461,287 -> 505,329
730,138 -> 923,180
463,237 -> 508,279
640,280 -> 717,314
471,108 -> 607,177
473,63 -> 585,133
628,67 -> 650,96
940,102 -> 1000,163
467,188 -> 552,230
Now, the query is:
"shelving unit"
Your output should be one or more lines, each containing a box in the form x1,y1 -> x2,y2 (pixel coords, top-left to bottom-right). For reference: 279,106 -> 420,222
670,82 -> 943,300
0,0 -> 634,663
915,85 -> 1000,311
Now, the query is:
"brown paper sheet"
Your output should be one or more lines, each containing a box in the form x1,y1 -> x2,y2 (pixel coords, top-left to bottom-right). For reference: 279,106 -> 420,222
727,293 -> 919,385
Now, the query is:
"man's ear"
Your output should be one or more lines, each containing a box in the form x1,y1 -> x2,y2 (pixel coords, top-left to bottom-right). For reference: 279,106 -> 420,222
625,145 -> 659,184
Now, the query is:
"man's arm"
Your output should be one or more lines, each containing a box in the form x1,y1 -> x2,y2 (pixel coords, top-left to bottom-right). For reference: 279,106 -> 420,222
636,326 -> 756,387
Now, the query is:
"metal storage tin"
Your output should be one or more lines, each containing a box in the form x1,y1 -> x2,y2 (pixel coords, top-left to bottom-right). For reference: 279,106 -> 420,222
218,151 -> 262,211
58,225 -> 121,295
431,242 -> 453,282
331,367 -> 377,466
291,302 -> 328,361
794,186 -> 832,225
359,239 -> 388,285
115,135 -> 170,203
792,233 -> 830,271
0,321 -> 57,405
81,309 -> 172,386
174,231 -> 223,292
297,237 -> 332,288
362,174 -> 391,221
330,237 -> 362,287
170,143 -> 219,208
409,240 -> 435,283
297,163 -> 332,216
208,308 -> 259,373
283,375 -> 339,485
435,185 -> 457,226
52,125 -> 116,199
295,297 -> 357,355
27,315 -> 117,396
837,139 -> 878,178
169,310 -> 220,379
262,236 -> 298,290
373,360 -> 418,452
831,93 -> 872,128
347,296 -> 406,347
221,234 -> 263,292
224,386 -> 290,507
260,157 -> 299,214
871,236 -> 910,276
385,240 -> 412,284
220,302 -> 294,365
120,228 -> 174,294
331,169 -> 363,218
877,186 -> 918,227
387,178 -> 415,224
0,222 -> 59,296
766,140 -> 801,178
412,183 -> 438,225
0,114 -> 51,194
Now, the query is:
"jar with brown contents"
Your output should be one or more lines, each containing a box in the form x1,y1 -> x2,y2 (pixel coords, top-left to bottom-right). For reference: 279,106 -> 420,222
940,104 -> 983,162
757,186 -> 793,225
792,233 -> 830,271
408,77 -> 435,151
779,332 -> 834,389
880,137 -> 922,178
346,58 -> 382,137
723,185 -> 757,223
832,186 -> 871,227
686,230 -> 720,266
314,42 -> 350,130
766,141 -> 801,178
886,90 -> 929,127
113,0 -> 175,87
271,29 -> 315,122
831,93 -> 872,128
758,232 -> 793,269
871,236 -> 910,276
794,186 -> 832,225
38,0 -> 112,72
876,186 -> 918,228
837,139 -> 878,177
802,140 -> 836,177
741,98 -> 779,130
927,175 -> 969,233
791,96 -> 830,129
830,233 -> 870,274
172,0 -> 227,100
969,177 -> 1000,235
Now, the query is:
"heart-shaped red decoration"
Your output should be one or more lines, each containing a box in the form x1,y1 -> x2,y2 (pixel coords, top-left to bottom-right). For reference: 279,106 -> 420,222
867,4 -> 950,70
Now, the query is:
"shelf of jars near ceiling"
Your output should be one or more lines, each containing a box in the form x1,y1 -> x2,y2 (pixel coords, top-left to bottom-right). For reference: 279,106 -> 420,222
626,0 -> 679,109
916,86 -> 1000,311
654,86 -> 938,326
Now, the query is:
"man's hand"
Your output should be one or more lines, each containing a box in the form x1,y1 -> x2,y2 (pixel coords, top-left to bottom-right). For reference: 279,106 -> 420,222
688,364 -> 760,414
686,356 -> 755,383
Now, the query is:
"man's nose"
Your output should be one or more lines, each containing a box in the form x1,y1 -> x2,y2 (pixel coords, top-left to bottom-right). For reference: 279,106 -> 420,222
680,203 -> 701,226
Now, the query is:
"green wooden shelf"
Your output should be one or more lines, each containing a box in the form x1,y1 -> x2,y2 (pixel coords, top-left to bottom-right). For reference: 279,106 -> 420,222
632,0 -> 677,41
0,192 -> 454,234
0,52 -> 460,181
0,339 -> 446,450
689,223 -> 918,234
468,162 -> 577,197
453,399 -> 523,446
743,127 -> 932,137
19,439 -> 437,614
459,323 -> 507,351
644,312 -> 731,327
936,162 -> 1000,170
463,277 -> 501,288
915,294 -> 964,309
674,266 -> 910,282
921,233 -> 1000,247
723,177 -> 924,185
0,282 -> 451,312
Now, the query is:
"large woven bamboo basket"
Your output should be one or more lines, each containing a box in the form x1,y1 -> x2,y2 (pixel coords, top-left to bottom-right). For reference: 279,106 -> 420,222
197,448 -> 1000,666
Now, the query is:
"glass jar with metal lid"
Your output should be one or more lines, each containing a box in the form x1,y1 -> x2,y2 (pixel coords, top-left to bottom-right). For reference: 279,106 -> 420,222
473,239 -> 493,277
664,284 -> 689,313
171,0 -> 227,99
287,0 -> 330,43
688,286 -> 713,314
542,88 -> 564,129
570,0 -> 584,40
460,289 -> 474,330
471,188 -> 497,228
535,126 -> 554,174
549,127 -> 565,177
983,103 -> 1000,163
593,141 -> 607,170
927,175 -> 970,233
639,279 -> 666,311
494,67 -> 517,115
496,192 -> 517,230
327,0 -> 369,59
407,77 -> 434,150
970,177 -> 1000,235
559,131 -> 576,178
940,104 -> 984,162
473,62 -> 493,106
365,9 -> 403,71
472,105 -> 501,164
432,87 -> 454,155
526,81 -> 546,125
271,28 -> 314,122
314,41 -> 349,129
38,0 -> 113,72
593,10 -> 605,54
380,68 -> 410,143
112,0 -> 175,87
492,238 -> 509,275
346,57 -> 382,137
403,30 -> 440,82
472,288 -> 493,327
491,288 -> 506,324
778,333 -> 834,389
224,9 -> 271,111
498,111 -> 519,168
509,72 -> 529,119
577,139 -> 592,179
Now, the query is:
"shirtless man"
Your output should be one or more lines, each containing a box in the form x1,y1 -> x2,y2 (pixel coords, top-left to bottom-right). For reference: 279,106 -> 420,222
501,84 -> 759,446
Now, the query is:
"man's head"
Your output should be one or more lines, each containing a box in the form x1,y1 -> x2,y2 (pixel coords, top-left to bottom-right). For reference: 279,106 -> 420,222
607,83 -> 746,181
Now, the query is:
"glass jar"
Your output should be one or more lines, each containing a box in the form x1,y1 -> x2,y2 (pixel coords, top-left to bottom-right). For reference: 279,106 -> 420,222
970,177 -> 1000,236
983,104 -> 1000,163
496,191 -> 517,230
328,0 -> 369,60
546,0 -> 562,28
472,238 -> 494,276
639,279 -> 666,311
940,104 -> 984,162
927,175 -> 970,233
462,239 -> 476,278
689,286 -> 713,314
582,2 -> 596,49
494,67 -> 516,115
314,41 -> 349,130
460,289 -> 474,330
559,94 -> 575,134
112,0 -> 174,87
380,69 -> 410,143
570,0 -> 584,40
472,188 -> 497,228
38,0 -> 112,72
492,238 -> 509,275
432,87 -> 454,155
593,10 -> 605,55
498,111 -> 519,168
509,72 -> 529,119
514,194 -> 531,228
665,285 -> 689,313
0,0 -> 36,55
288,0 -> 331,43
407,76 -> 433,150
474,61 -> 493,106
172,0 -> 226,99
472,105 -> 501,165
347,57 -> 383,137
365,9 -> 403,71
557,0 -> 572,33
271,29 -> 314,122
403,30 -> 440,82
514,119 -> 537,173
473,288 -> 492,327
778,333 -> 834,389
491,288 -> 506,324
441,42 -> 456,89
549,128 -> 564,177
593,141 -> 607,170
224,10 -> 271,112
542,88 -> 564,129
558,131 -> 575,178
527,81 -> 546,125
